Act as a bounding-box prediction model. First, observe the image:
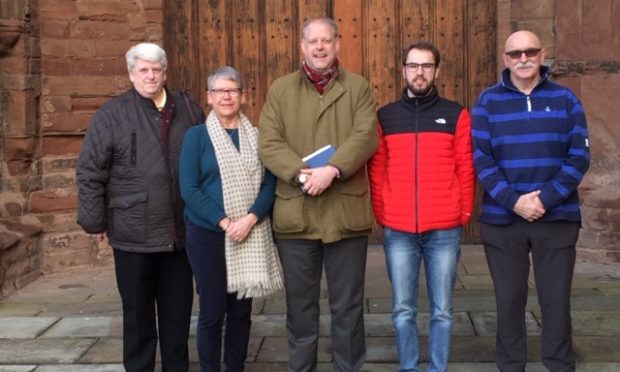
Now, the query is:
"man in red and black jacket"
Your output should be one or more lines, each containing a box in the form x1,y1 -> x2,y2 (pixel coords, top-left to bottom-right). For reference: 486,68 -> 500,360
368,41 -> 475,372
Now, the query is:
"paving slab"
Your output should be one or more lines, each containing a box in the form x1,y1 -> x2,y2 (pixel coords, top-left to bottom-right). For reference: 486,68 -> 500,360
0,317 -> 58,338
0,338 -> 96,364
470,311 -> 541,336
40,316 -> 121,338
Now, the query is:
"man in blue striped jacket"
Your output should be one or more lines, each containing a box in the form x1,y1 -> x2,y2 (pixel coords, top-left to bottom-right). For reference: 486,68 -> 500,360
472,30 -> 590,372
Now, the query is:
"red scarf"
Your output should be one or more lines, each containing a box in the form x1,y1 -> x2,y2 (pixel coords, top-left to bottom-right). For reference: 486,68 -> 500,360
302,59 -> 340,94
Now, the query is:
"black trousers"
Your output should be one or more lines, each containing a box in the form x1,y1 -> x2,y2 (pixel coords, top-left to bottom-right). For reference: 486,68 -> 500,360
113,248 -> 194,372
481,221 -> 580,372
185,221 -> 253,372
277,236 -> 368,372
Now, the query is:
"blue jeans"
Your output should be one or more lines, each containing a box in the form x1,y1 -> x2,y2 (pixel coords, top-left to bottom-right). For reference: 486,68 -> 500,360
383,226 -> 462,372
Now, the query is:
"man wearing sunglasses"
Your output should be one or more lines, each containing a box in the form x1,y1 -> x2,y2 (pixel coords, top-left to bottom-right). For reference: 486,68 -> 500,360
472,30 -> 590,372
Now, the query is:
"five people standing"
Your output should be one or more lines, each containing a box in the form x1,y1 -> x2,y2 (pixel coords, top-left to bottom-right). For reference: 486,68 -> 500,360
369,41 -> 475,372
76,22 -> 591,372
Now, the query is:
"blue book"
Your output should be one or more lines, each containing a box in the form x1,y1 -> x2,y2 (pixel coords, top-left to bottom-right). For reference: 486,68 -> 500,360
302,144 -> 336,168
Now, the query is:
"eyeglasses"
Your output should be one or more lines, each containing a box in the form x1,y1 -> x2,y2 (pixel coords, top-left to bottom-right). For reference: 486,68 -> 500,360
504,48 -> 542,59
404,63 -> 435,72
209,88 -> 242,98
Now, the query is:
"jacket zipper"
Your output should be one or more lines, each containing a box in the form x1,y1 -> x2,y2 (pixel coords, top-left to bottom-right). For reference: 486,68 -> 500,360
414,99 -> 419,233
131,131 -> 136,165
526,95 -> 532,120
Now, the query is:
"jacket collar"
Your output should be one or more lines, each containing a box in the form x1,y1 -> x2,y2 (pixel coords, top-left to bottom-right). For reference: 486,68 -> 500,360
400,85 -> 440,111
132,86 -> 172,111
501,65 -> 550,93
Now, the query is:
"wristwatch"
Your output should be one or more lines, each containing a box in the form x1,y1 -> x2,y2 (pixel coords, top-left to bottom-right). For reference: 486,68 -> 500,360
297,173 -> 308,185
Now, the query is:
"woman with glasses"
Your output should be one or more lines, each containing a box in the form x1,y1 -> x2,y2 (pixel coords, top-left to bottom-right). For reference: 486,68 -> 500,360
179,66 -> 283,372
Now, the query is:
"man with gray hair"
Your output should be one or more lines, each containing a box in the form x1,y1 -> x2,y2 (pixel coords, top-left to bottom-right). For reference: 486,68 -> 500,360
77,42 -> 205,371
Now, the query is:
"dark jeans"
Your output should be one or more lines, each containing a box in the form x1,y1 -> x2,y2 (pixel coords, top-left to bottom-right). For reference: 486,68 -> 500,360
185,220 -> 252,372
481,221 -> 580,372
113,248 -> 194,372
277,236 -> 368,372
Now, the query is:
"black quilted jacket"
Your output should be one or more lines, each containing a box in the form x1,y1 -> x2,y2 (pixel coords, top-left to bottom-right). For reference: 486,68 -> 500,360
76,87 -> 205,252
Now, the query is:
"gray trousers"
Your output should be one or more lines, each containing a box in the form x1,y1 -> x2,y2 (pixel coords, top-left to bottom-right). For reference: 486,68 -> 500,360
277,236 -> 368,372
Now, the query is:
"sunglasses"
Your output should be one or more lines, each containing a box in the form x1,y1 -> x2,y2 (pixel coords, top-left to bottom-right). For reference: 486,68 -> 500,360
504,48 -> 542,59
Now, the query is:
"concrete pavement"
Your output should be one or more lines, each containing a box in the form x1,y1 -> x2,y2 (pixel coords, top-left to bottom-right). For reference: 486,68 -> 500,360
1,244 -> 619,371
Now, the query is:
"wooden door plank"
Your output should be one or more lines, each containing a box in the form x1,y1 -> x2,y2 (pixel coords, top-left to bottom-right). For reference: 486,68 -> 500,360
333,0 -> 364,75
399,0 -> 432,93
465,0 -> 497,243
263,0 -> 296,87
231,0 -> 261,123
199,0 -> 229,107
163,0 -> 202,100
366,0 -> 399,107
434,0 -> 465,104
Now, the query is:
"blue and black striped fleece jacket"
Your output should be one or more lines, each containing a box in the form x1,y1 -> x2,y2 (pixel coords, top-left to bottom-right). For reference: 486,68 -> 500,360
472,66 -> 590,225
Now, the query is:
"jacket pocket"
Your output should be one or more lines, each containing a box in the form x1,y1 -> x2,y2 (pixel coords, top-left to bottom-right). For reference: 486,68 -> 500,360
108,192 -> 148,244
272,184 -> 305,233
337,180 -> 374,232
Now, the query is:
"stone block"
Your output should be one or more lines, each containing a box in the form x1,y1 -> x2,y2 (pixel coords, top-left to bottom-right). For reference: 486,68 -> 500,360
4,90 -> 37,137
72,97 -> 109,112
39,0 -> 78,21
29,190 -> 77,214
41,95 -> 72,113
0,56 -> 29,75
3,138 -> 37,161
43,75 -> 130,96
0,74 -> 32,90
76,0 -> 137,22
516,0 -> 554,18
143,0 -> 163,10
6,160 -> 35,177
70,20 -> 131,40
41,156 -> 78,173
0,317 -> 58,338
40,20 -> 71,38
42,136 -> 83,156
37,212 -> 79,233
41,231 -> 95,271
41,58 -> 71,76
555,0 -> 582,60
95,40 -> 134,58
41,112 -> 90,133
41,39 -> 96,58
582,0 -> 614,59
70,57 -> 128,76
42,171 -> 76,189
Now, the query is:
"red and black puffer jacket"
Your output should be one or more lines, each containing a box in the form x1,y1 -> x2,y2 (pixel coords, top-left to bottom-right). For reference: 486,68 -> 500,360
368,87 -> 475,233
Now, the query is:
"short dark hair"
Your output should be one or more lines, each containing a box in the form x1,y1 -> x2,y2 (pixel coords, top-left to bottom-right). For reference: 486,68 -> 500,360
402,41 -> 441,67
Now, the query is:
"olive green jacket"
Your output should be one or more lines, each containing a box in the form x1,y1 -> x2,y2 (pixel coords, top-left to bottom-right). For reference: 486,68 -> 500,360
258,68 -> 378,243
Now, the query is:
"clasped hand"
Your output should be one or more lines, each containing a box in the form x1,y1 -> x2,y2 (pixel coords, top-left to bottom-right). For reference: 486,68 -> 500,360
300,166 -> 337,196
513,190 -> 546,222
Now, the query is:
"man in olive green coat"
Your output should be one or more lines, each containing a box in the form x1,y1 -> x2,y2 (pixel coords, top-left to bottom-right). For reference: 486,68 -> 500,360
258,16 -> 378,372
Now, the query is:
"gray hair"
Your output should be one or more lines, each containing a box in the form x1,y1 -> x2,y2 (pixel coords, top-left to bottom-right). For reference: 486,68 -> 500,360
302,17 -> 339,40
126,43 -> 167,72
207,66 -> 244,91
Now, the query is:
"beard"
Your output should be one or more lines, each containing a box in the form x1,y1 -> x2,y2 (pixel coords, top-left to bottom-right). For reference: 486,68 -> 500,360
406,76 -> 435,97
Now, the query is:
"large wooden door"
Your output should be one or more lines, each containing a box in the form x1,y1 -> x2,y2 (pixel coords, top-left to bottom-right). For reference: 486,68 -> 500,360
163,0 -> 497,243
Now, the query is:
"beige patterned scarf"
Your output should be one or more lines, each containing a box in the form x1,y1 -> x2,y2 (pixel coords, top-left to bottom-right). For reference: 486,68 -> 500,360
206,111 -> 283,298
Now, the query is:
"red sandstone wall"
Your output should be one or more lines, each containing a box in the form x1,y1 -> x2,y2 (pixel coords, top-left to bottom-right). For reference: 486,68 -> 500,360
35,0 -> 164,272
0,0 -> 165,297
